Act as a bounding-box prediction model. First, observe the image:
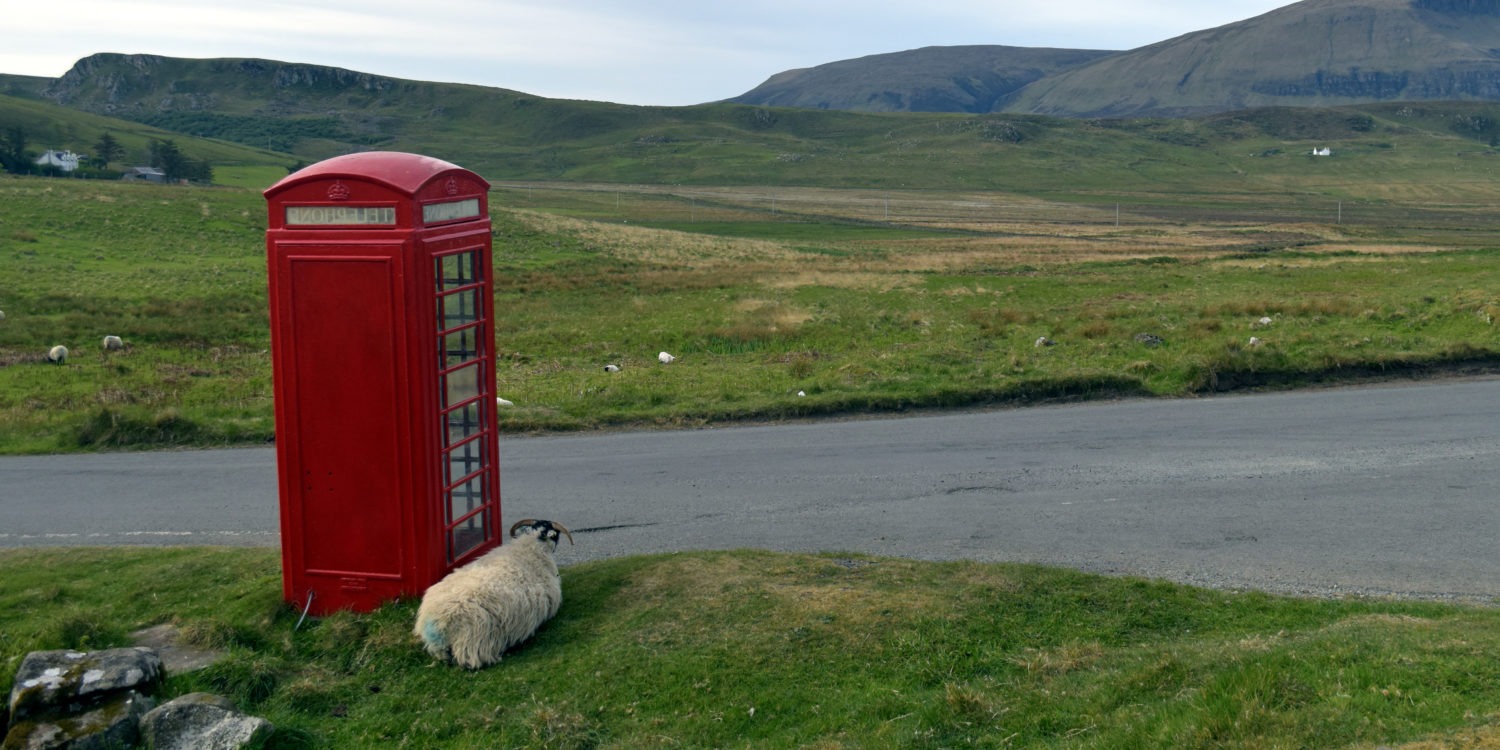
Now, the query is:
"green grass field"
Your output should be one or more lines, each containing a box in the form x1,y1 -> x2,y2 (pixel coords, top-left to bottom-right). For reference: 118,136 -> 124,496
6,100 -> 1500,748
4,175 -> 1500,452
5,547 -> 1500,749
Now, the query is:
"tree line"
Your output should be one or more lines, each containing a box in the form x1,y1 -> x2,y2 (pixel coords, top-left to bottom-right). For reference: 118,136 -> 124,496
0,127 -> 213,183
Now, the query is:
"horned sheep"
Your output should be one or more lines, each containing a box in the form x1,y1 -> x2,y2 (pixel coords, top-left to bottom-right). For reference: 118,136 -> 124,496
413,519 -> 573,669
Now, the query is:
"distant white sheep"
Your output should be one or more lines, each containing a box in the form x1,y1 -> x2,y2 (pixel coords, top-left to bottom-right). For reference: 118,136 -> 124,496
413,519 -> 573,669
658,351 -> 675,364
102,335 -> 124,351
46,345 -> 68,363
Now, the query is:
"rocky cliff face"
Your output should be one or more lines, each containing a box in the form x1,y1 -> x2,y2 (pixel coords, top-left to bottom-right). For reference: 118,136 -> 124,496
42,53 -> 399,117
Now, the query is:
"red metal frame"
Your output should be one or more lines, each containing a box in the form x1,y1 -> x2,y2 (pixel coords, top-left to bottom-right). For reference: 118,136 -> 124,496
264,152 -> 498,615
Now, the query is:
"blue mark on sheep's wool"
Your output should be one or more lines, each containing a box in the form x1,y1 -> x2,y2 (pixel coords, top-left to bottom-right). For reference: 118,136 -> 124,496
422,620 -> 447,649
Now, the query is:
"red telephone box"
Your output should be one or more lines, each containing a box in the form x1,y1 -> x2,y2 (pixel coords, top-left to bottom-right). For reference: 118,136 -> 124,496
264,151 -> 501,615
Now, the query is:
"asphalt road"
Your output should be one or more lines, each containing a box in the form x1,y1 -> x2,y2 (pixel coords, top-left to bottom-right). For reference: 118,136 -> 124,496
3,378 -> 1498,602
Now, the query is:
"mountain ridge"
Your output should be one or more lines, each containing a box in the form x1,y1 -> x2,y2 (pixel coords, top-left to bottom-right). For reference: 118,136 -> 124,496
737,0 -> 1500,117
726,45 -> 1116,113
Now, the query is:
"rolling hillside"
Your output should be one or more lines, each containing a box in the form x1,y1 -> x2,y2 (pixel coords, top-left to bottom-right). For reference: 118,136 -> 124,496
731,0 -> 1500,117
0,91 -> 293,173
9,52 -> 1500,202
1004,0 -> 1500,117
726,45 -> 1115,113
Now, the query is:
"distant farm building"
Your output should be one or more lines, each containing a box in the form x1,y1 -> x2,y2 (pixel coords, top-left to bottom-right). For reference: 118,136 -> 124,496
122,166 -> 167,183
35,150 -> 82,172
1311,147 -> 1332,156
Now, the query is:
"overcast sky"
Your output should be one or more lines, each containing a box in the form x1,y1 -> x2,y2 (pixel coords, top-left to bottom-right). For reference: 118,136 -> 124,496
9,1 -> 1293,107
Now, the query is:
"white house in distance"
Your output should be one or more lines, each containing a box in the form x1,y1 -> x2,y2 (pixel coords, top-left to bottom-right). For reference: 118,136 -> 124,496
1311,147 -> 1333,156
34,149 -> 83,171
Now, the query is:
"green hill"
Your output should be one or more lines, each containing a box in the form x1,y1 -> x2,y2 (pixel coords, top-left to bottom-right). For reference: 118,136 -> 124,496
728,0 -> 1500,118
13,52 -> 1500,202
727,45 -> 1115,113
1007,0 -> 1500,117
0,91 -> 294,180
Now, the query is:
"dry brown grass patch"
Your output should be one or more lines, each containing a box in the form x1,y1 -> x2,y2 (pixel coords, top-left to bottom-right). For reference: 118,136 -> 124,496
1378,725 -> 1500,750
613,554 -> 1023,647
763,270 -> 918,292
512,209 -> 797,265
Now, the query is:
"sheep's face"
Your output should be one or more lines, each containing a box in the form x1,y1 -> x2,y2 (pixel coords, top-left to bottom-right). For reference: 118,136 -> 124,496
509,519 -> 574,550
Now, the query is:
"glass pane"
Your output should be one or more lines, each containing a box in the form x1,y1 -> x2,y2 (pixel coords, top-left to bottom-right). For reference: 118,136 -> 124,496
437,251 -> 478,290
441,328 -> 479,367
439,290 -> 478,328
450,508 -> 487,561
448,475 -> 485,522
443,363 -> 481,408
445,401 -> 483,446
445,436 -> 486,485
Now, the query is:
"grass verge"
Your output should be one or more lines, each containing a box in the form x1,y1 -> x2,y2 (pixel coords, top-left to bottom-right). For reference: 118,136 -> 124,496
5,176 -> 1500,452
3,547 -> 1500,748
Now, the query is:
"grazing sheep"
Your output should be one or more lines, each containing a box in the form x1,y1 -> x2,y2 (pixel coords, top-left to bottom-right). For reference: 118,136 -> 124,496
603,364 -> 621,372
413,519 -> 573,669
46,345 -> 68,363
658,351 -> 676,364
102,335 -> 124,351
496,397 -> 515,407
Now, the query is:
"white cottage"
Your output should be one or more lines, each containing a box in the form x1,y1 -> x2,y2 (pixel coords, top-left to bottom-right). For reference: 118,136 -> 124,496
34,150 -> 82,171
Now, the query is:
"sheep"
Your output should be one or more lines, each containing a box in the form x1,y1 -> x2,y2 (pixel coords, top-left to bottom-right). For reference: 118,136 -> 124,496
46,345 -> 68,363
413,519 -> 573,669
102,335 -> 124,351
603,364 -> 621,372
658,351 -> 676,364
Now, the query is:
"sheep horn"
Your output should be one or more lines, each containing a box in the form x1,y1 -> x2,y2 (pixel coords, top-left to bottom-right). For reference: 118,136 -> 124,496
509,519 -> 540,538
552,521 -> 575,546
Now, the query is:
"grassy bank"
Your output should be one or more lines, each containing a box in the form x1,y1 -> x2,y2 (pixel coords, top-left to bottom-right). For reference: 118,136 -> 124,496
3,175 -> 1500,452
2,547 -> 1499,749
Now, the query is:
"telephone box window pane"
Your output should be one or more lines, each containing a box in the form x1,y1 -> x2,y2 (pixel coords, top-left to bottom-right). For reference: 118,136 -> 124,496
442,328 -> 480,367
439,290 -> 478,328
448,475 -> 485,522
445,401 -> 483,446
445,436 -> 486,486
437,251 -> 479,290
450,508 -> 487,561
443,363 -> 481,408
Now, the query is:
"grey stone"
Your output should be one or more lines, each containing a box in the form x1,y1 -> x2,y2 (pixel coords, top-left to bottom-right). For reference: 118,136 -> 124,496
139,693 -> 273,750
8,649 -> 162,721
129,625 -> 225,674
1,690 -> 152,750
